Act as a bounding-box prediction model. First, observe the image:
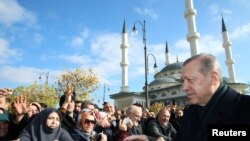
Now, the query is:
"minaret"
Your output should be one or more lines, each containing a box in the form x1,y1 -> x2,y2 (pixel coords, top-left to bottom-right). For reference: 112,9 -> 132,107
165,41 -> 171,65
120,19 -> 129,92
184,0 -> 200,56
222,15 -> 236,82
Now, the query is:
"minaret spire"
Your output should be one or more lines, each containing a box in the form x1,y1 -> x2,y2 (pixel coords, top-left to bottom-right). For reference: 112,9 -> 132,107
184,0 -> 200,56
165,41 -> 171,65
120,18 -> 129,92
122,18 -> 127,33
222,14 -> 227,32
221,15 -> 236,82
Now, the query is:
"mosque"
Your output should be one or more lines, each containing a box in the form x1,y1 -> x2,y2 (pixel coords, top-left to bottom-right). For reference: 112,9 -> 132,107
110,0 -> 249,110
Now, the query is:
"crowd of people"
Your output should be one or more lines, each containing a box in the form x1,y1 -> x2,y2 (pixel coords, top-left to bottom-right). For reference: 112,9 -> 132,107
1,53 -> 250,141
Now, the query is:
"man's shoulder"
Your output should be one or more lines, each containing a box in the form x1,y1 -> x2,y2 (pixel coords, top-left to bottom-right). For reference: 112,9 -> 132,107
148,118 -> 157,124
146,119 -> 160,130
183,105 -> 200,114
219,87 -> 250,123
223,86 -> 250,105
239,93 -> 250,100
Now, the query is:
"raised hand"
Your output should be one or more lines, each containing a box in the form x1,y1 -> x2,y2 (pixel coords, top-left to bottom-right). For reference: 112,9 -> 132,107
65,85 -> 73,103
0,88 -> 13,96
13,95 -> 27,116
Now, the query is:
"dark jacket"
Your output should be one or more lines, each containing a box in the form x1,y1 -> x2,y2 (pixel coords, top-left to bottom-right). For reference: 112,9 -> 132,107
170,117 -> 183,132
59,108 -> 77,131
147,119 -> 177,141
116,123 -> 144,141
174,83 -> 250,141
69,127 -> 99,141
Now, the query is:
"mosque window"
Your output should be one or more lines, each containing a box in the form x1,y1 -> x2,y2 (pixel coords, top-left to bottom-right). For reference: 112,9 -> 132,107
150,95 -> 157,99
171,91 -> 177,95
162,93 -> 166,97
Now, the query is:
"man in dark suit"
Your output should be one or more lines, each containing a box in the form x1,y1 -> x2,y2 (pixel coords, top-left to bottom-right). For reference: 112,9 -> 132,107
175,53 -> 250,141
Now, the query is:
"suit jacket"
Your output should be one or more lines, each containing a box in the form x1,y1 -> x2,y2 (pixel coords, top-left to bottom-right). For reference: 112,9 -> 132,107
174,83 -> 250,141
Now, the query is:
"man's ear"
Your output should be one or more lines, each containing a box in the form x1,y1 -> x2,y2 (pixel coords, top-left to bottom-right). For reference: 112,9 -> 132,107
211,70 -> 220,86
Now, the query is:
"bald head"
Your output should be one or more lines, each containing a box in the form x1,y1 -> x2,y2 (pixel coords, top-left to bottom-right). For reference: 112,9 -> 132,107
126,105 -> 142,124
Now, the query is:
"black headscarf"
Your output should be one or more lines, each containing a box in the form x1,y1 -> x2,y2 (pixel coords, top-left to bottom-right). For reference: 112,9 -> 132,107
18,108 -> 73,141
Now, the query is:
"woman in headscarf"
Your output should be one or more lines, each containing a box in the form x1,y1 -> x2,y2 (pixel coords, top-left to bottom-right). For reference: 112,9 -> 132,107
16,108 -> 73,141
69,108 -> 107,141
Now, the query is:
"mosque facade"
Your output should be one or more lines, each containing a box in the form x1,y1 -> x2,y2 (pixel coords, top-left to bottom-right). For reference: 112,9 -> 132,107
110,0 -> 249,110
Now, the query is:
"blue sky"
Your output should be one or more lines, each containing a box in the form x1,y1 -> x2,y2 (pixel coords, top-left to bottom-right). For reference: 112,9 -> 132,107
1,0 -> 250,106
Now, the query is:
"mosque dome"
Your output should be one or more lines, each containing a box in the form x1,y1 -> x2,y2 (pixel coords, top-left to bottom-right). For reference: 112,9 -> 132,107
159,62 -> 183,74
149,77 -> 177,85
222,77 -> 233,83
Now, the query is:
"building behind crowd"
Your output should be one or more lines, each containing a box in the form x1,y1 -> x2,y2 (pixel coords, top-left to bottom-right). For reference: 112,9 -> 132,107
110,0 -> 249,110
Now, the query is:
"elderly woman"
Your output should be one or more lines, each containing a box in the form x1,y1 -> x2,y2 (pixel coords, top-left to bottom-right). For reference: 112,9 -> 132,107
69,109 -> 107,141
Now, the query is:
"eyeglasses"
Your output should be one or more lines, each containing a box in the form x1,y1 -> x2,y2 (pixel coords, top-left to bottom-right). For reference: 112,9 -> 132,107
85,119 -> 96,125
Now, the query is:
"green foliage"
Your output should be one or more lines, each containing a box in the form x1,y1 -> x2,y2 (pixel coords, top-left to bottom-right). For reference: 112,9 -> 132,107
10,68 -> 100,107
57,68 -> 100,101
12,82 -> 58,108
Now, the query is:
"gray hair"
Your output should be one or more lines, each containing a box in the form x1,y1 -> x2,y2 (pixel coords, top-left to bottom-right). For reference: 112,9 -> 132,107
182,53 -> 222,80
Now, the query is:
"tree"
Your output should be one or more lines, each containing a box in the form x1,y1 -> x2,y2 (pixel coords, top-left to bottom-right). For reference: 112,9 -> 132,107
57,68 -> 99,101
9,68 -> 99,108
149,102 -> 165,116
11,82 -> 58,108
